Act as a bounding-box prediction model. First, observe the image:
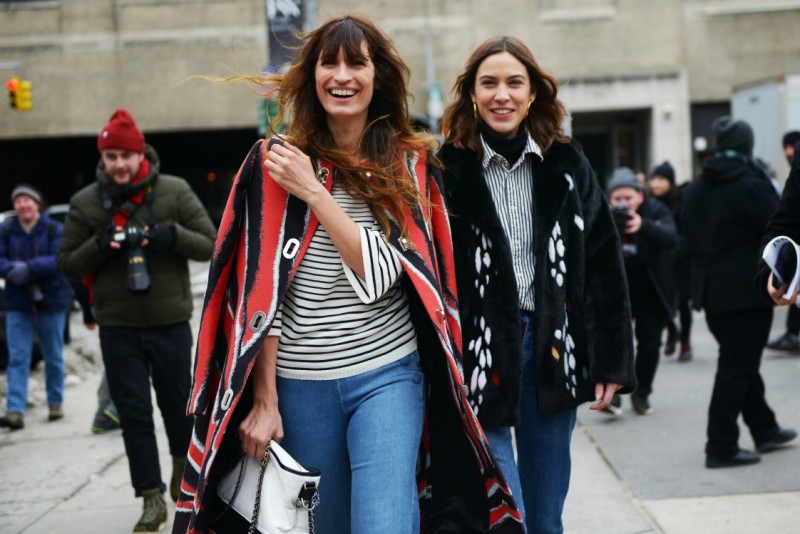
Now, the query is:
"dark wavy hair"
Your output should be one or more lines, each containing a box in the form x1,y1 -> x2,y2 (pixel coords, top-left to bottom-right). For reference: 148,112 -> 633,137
269,14 -> 436,238
441,36 -> 568,156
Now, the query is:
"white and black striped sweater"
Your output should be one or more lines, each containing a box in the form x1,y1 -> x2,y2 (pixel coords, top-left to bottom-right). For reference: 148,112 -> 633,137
269,182 -> 417,379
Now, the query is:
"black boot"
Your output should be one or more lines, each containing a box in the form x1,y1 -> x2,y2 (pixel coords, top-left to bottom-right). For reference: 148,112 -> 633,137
0,412 -> 24,431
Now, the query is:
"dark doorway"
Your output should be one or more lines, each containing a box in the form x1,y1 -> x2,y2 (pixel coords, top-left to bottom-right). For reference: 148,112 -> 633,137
0,128 -> 263,225
571,109 -> 651,187
573,132 -> 609,188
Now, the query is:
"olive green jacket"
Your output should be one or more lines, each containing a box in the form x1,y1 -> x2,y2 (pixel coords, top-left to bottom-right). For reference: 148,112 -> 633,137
58,145 -> 216,327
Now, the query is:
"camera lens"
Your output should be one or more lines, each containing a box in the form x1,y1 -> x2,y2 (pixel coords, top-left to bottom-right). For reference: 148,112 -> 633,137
124,226 -> 150,294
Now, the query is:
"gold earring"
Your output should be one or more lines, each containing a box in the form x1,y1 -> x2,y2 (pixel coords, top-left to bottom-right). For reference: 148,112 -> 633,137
473,102 -> 477,121
526,100 -> 532,117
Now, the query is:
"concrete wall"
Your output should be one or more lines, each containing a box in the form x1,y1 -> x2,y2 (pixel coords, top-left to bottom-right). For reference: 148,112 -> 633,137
0,0 -> 266,139
683,1 -> 800,101
2,0 -> 800,176
561,70 -> 693,184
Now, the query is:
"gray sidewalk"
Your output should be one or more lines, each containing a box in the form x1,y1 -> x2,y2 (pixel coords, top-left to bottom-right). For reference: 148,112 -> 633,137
1,289 -> 798,532
566,305 -> 800,534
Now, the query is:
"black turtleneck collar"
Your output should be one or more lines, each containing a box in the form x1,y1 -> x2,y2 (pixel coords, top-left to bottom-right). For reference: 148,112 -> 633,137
481,127 -> 528,167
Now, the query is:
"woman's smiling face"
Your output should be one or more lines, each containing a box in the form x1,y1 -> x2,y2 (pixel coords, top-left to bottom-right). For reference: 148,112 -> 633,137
472,51 -> 535,140
315,41 -> 375,129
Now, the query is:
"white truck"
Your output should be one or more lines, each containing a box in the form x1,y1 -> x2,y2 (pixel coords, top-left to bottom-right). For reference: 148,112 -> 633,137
731,74 -> 800,183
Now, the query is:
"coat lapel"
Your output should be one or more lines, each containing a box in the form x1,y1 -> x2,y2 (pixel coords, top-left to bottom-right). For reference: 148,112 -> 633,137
441,145 -> 506,239
213,152 -> 332,425
532,154 -> 573,233
186,142 -> 331,519
386,152 -> 459,357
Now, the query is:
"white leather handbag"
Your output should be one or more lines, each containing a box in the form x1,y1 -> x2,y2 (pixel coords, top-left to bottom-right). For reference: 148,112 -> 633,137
217,440 -> 321,534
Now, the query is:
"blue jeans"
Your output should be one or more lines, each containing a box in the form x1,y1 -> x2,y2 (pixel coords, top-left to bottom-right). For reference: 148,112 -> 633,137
5,310 -> 67,413
276,351 -> 425,534
485,312 -> 577,534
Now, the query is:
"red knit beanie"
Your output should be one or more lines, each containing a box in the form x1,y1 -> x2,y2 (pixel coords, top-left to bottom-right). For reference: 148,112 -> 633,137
97,108 -> 145,153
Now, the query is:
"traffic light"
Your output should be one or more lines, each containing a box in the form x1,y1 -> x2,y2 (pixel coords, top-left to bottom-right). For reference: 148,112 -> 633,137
5,76 -> 32,111
6,76 -> 18,109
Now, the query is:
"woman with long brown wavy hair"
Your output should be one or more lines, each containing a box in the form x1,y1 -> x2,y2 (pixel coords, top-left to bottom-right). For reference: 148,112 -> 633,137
174,16 -> 525,534
439,36 -> 636,533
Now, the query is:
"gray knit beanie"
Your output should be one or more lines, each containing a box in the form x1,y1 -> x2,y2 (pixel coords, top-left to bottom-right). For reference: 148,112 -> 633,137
606,167 -> 643,195
11,183 -> 42,205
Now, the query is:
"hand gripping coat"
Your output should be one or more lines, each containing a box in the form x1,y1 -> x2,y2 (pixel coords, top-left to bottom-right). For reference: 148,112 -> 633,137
173,139 -> 525,533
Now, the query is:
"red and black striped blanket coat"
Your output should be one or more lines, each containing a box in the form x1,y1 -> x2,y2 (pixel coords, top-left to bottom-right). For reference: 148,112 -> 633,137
173,139 -> 525,533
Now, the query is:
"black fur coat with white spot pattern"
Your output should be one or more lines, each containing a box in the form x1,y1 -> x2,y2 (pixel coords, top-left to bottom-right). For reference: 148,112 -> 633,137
440,140 -> 636,422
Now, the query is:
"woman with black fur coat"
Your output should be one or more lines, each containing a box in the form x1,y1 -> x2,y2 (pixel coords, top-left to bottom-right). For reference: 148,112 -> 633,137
438,36 -> 636,534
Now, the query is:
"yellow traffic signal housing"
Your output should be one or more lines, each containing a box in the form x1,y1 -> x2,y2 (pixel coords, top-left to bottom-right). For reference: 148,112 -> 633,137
5,76 -> 32,111
15,79 -> 32,111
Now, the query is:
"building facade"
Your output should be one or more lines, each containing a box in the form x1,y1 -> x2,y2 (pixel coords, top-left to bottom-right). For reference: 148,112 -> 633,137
2,0 -> 800,204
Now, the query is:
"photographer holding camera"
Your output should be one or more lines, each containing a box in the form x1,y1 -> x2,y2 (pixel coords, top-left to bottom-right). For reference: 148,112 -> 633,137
606,167 -> 678,416
57,109 -> 216,532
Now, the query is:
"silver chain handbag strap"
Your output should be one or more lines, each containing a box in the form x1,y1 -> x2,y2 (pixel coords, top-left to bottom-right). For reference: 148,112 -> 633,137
298,481 -> 320,534
247,447 -> 271,534
248,445 -> 318,534
211,443 -> 317,534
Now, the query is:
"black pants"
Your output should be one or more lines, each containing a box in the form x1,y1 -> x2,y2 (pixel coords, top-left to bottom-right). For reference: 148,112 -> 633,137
100,322 -> 193,495
704,308 -> 779,457
676,253 -> 692,343
786,304 -> 800,334
665,294 -> 692,344
678,295 -> 692,344
630,282 -> 669,397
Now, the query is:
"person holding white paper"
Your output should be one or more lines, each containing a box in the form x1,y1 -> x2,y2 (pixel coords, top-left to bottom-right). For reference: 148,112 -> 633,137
682,116 -> 796,469
763,131 -> 800,354
761,132 -> 800,308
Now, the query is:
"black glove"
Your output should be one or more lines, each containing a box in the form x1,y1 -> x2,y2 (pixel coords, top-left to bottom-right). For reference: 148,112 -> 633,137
146,223 -> 176,254
95,226 -> 125,256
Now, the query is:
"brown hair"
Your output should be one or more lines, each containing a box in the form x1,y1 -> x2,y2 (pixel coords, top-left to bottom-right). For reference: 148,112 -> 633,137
440,36 -> 568,156
269,14 -> 436,238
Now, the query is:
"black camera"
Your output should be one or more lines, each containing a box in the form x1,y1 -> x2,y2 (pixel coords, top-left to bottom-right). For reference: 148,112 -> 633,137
112,225 -> 151,295
611,202 -> 631,234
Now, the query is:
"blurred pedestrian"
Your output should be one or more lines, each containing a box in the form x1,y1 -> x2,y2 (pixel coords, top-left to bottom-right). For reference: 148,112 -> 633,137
0,184 -> 71,431
438,36 -> 636,533
174,16 -> 524,534
682,116 -> 796,468
761,130 -> 800,308
58,109 -> 216,531
75,282 -> 122,434
69,276 -> 120,434
91,371 -> 120,433
634,169 -> 647,189
649,160 -> 694,361
607,167 -> 678,415
764,130 -> 800,354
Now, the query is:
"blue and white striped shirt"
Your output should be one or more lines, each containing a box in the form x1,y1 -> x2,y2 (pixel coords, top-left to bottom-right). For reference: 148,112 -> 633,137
480,134 -> 543,312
